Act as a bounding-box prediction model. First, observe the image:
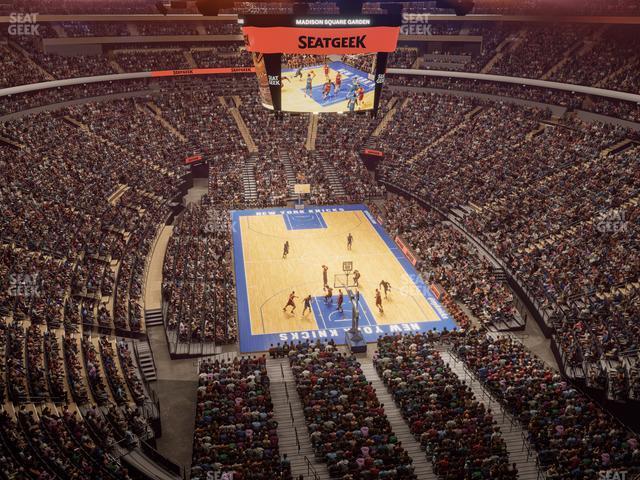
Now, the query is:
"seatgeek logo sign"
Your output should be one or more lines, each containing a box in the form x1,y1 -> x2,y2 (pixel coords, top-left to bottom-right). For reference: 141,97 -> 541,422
298,34 -> 367,49
242,25 -> 400,54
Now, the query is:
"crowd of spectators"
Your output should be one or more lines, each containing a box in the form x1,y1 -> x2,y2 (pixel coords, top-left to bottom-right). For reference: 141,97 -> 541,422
163,202 -> 238,345
191,355 -> 291,480
374,197 -> 518,330
453,331 -> 640,478
375,333 -> 517,479
290,340 -> 417,478
373,90 -> 639,384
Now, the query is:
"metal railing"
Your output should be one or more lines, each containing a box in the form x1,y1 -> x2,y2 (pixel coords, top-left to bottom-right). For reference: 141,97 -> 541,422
303,456 -> 320,480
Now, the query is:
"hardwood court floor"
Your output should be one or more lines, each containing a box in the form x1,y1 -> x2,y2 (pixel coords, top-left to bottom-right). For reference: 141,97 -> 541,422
237,208 -> 440,336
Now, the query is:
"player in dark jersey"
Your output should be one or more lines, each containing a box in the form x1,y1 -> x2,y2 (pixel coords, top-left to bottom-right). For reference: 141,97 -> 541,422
353,269 -> 361,287
375,289 -> 384,313
347,233 -> 353,250
294,66 -> 304,79
302,295 -> 312,316
322,265 -> 329,288
324,286 -> 333,305
282,240 -> 289,259
379,280 -> 391,299
283,291 -> 298,313
336,289 -> 344,313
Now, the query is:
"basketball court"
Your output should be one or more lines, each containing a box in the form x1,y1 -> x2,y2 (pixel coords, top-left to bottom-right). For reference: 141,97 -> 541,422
232,204 -> 455,352
281,60 -> 376,112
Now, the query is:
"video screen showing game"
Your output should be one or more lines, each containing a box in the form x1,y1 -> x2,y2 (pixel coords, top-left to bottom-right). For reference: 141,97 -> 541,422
281,53 -> 377,113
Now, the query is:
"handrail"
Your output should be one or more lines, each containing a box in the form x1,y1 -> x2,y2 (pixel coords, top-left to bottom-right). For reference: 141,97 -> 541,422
294,426 -> 301,454
303,456 -> 321,480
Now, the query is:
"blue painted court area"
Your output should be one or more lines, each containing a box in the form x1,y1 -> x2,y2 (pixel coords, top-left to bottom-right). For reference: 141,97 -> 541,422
311,294 -> 376,331
284,211 -> 327,230
283,61 -> 375,108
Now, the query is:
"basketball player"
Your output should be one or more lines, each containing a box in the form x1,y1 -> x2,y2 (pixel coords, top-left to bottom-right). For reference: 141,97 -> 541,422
335,72 -> 342,94
283,291 -> 298,313
357,86 -> 365,109
323,63 -> 330,79
347,95 -> 357,112
347,233 -> 353,250
302,295 -> 312,316
282,240 -> 289,259
324,285 -> 333,305
336,289 -> 344,313
375,288 -> 384,313
353,269 -> 361,287
294,65 -> 304,80
348,79 -> 360,98
379,280 -> 391,299
322,80 -> 332,102
322,265 -> 329,288
305,71 -> 316,98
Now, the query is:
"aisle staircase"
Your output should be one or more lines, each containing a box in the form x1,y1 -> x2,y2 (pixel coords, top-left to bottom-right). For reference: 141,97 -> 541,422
229,107 -> 258,153
133,338 -> 157,383
372,96 -> 399,137
144,308 -> 164,327
266,358 -> 329,479
313,151 -> 346,198
278,150 -> 297,197
480,27 -> 527,74
183,50 -> 198,68
439,349 -> 540,480
306,113 -> 319,151
243,153 -> 259,203
359,360 -> 437,480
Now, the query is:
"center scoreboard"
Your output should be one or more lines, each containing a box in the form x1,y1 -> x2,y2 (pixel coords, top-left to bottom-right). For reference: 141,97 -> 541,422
240,13 -> 401,115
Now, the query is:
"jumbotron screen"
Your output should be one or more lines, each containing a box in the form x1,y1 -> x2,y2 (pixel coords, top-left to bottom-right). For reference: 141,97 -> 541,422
242,15 -> 401,114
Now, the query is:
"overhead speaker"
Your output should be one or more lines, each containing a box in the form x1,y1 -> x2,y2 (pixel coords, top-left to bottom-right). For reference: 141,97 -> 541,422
196,0 -> 234,16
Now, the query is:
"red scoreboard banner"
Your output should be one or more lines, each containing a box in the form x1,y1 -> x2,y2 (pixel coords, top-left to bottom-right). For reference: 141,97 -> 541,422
242,26 -> 400,54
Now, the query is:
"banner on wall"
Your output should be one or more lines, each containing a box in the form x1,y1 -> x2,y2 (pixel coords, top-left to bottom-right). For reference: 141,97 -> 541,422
150,67 -> 255,77
395,236 -> 417,266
